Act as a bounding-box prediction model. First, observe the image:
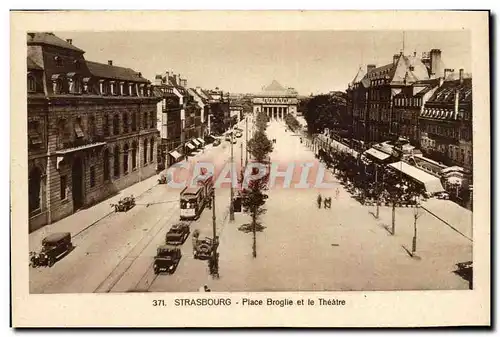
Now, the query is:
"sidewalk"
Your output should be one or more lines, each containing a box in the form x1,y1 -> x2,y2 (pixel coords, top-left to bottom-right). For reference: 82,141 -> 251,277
29,147 -> 213,248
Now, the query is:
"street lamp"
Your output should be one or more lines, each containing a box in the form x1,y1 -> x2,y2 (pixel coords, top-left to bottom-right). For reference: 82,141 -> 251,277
412,195 -> 422,256
210,189 -> 219,278
229,132 -> 235,221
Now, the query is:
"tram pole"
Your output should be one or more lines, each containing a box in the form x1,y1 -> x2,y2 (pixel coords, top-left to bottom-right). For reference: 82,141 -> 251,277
230,132 -> 235,221
211,189 -> 219,278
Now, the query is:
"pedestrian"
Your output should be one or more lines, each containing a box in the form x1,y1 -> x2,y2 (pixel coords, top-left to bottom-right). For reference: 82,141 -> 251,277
323,198 -> 328,209
317,193 -> 322,209
336,188 -> 340,200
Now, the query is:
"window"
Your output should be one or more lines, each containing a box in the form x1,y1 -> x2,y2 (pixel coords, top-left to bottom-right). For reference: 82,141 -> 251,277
103,148 -> 110,181
88,115 -> 96,138
113,146 -> 120,178
90,166 -> 96,187
57,119 -> 70,144
143,111 -> 148,129
123,113 -> 129,134
131,112 -> 137,131
74,79 -> 82,94
29,167 -> 42,213
132,141 -> 137,169
150,111 -> 155,128
54,56 -> 63,66
28,75 -> 36,92
123,143 -> 129,174
60,175 -> 67,200
28,121 -> 42,148
149,138 -> 154,163
143,138 -> 148,165
74,118 -> 84,138
113,114 -> 120,135
104,115 -> 110,136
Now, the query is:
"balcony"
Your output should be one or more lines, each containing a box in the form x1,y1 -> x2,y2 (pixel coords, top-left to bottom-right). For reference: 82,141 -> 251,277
56,135 -> 106,152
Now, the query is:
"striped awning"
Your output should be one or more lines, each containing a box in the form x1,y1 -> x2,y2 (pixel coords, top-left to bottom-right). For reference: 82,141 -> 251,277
185,142 -> 195,150
191,139 -> 201,146
197,137 -> 205,144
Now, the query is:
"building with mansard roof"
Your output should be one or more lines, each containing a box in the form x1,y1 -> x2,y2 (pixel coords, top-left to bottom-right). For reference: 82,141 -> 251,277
347,49 -> 445,145
27,32 -> 160,232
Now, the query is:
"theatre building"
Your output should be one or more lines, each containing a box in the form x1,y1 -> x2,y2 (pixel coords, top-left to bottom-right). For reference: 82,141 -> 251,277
27,33 -> 160,232
252,80 -> 298,119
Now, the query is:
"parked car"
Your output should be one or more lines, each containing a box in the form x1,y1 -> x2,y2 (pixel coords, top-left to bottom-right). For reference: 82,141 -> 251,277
153,245 -> 182,274
30,232 -> 73,267
165,222 -> 190,245
436,191 -> 450,200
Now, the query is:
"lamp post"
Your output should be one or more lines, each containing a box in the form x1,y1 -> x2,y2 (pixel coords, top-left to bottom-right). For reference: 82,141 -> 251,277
229,132 -> 235,221
211,189 -> 219,278
412,195 -> 422,256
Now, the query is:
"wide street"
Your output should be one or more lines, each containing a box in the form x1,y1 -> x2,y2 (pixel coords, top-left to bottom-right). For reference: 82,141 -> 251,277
30,119 -> 472,293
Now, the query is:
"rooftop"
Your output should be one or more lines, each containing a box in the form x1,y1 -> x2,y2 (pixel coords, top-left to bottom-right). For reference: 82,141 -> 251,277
86,61 -> 149,83
27,32 -> 84,53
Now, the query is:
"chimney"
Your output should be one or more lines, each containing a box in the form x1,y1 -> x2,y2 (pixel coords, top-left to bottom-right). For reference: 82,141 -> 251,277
454,90 -> 460,119
66,39 -> 73,45
108,60 -> 113,66
154,74 -> 162,86
165,71 -> 170,83
444,68 -> 454,80
367,64 -> 376,73
413,51 -> 417,57
393,54 -> 399,65
173,74 -> 178,85
138,72 -> 142,78
459,68 -> 464,84
429,49 -> 442,79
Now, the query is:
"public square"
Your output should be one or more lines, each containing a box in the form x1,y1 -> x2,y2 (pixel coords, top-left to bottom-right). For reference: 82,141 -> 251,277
29,119 -> 472,293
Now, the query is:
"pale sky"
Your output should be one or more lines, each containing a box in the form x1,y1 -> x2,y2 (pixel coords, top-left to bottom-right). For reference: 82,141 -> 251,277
56,31 -> 471,95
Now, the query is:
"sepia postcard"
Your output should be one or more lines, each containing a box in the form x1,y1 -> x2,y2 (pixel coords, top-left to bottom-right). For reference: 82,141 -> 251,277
11,10 -> 490,327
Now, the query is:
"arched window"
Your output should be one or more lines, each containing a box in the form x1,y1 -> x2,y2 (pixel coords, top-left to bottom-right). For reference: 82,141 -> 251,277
131,112 -> 137,131
123,113 -> 129,134
143,138 -> 148,165
143,111 -> 148,129
29,166 -> 42,214
113,114 -> 119,135
131,141 -> 137,170
113,145 -> 120,177
123,143 -> 129,174
103,148 -> 110,181
149,138 -> 154,163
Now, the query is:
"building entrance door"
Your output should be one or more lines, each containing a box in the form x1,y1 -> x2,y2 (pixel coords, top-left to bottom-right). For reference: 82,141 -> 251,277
72,156 -> 84,210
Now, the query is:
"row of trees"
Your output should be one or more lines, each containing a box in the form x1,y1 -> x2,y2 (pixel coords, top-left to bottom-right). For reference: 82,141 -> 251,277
239,110 -> 273,258
301,91 -> 349,135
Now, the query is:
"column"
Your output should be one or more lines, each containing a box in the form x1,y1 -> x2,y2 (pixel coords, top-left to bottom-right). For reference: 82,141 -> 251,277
280,107 -> 283,120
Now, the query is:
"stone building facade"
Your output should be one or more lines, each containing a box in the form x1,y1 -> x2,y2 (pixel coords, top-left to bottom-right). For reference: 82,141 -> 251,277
252,80 -> 298,119
27,33 -> 160,232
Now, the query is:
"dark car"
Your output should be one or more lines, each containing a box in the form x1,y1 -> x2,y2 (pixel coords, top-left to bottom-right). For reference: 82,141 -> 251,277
36,232 -> 73,267
165,223 -> 190,245
154,245 -> 182,274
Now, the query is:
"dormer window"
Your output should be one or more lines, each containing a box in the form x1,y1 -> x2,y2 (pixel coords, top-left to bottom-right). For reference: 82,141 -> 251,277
27,74 -> 36,92
110,81 -> 116,95
74,60 -> 81,69
139,84 -> 145,96
120,82 -> 125,95
83,77 -> 91,93
54,56 -> 63,66
99,79 -> 105,95
409,66 -> 414,71
128,83 -> 133,96
51,74 -> 66,94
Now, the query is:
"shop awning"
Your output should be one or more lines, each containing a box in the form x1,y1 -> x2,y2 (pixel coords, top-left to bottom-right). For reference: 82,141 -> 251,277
364,148 -> 391,161
388,161 -> 445,194
191,139 -> 201,146
185,142 -> 195,150
197,137 -> 205,145
168,150 -> 182,160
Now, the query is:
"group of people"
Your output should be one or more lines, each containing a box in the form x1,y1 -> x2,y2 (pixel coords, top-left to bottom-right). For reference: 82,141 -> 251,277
316,189 -> 340,209
272,138 -> 277,144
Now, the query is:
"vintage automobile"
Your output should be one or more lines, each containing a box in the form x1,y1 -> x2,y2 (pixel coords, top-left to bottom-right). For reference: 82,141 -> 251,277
30,232 -> 73,267
111,195 -> 136,212
158,174 -> 168,184
165,222 -> 190,245
153,245 -> 182,274
192,230 -> 219,260
436,191 -> 450,200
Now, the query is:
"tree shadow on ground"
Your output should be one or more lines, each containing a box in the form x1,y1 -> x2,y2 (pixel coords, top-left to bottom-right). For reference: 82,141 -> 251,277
238,223 -> 266,233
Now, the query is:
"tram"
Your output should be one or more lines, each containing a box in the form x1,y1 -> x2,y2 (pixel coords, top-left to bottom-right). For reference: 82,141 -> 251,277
179,175 -> 214,220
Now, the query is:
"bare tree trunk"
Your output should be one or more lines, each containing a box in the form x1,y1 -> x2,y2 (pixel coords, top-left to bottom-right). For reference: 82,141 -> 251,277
252,209 -> 257,258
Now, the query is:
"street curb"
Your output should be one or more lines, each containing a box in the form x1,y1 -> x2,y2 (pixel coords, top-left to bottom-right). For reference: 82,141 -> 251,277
420,205 -> 472,242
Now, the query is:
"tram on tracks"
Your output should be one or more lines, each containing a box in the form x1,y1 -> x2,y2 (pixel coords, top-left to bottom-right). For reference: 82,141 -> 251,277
179,174 -> 214,220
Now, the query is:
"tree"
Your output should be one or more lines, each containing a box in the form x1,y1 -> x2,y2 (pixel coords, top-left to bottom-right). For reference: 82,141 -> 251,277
303,92 -> 348,134
247,130 -> 273,162
285,113 -> 301,131
239,176 -> 268,258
